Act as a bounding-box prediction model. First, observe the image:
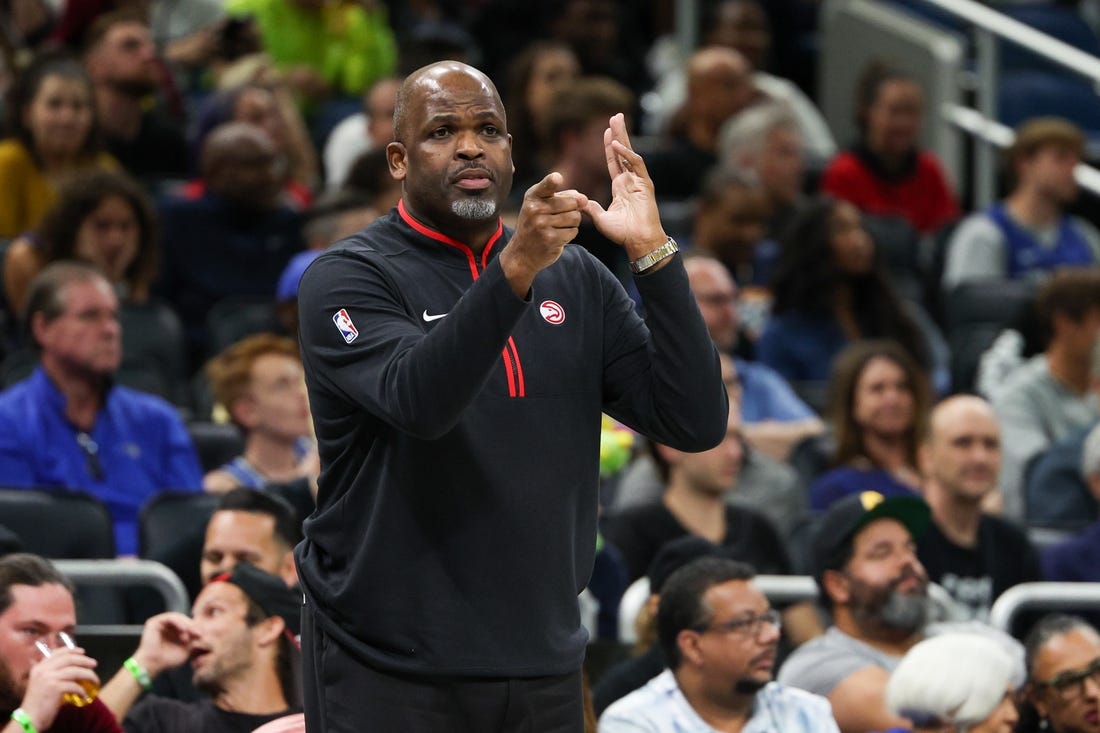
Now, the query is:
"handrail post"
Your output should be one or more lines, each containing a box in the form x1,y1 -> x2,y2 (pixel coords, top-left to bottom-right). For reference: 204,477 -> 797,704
676,0 -> 698,71
975,28 -> 999,208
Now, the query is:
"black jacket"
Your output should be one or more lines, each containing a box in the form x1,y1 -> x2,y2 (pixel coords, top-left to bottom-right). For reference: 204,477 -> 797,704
296,203 -> 727,677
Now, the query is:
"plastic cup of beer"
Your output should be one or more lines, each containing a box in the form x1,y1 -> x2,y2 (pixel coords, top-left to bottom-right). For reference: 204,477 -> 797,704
34,631 -> 99,707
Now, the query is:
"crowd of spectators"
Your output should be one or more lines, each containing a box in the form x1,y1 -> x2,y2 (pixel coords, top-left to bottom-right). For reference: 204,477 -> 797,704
2,0 -> 1100,732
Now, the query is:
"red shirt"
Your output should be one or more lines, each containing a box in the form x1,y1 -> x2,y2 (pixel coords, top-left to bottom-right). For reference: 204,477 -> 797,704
4,699 -> 122,733
821,148 -> 960,234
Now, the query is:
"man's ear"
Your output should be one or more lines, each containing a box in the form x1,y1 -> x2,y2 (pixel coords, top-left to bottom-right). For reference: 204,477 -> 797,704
229,397 -> 257,431
278,550 -> 298,589
29,312 -> 49,350
387,141 -> 407,181
254,614 -> 285,648
654,443 -> 683,468
677,628 -> 705,668
822,568 -> 850,606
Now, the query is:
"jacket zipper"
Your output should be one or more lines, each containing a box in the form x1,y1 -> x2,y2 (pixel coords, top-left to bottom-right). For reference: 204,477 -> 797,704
399,202 -> 526,398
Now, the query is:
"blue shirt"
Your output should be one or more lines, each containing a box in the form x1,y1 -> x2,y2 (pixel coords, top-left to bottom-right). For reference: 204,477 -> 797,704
735,358 -> 816,423
809,467 -> 920,513
757,313 -> 846,384
0,367 -> 203,555
987,203 -> 1095,278
1043,521 -> 1100,583
599,670 -> 840,733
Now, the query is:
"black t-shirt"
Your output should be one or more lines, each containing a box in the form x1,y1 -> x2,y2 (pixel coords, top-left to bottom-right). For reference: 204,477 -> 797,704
601,501 -> 792,582
917,515 -> 1040,621
644,138 -> 718,201
123,698 -> 293,733
105,109 -> 189,184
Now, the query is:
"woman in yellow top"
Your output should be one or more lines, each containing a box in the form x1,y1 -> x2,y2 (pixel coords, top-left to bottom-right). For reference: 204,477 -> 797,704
0,52 -> 116,238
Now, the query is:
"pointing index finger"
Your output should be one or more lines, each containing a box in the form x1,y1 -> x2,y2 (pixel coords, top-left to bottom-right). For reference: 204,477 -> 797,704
529,171 -> 564,199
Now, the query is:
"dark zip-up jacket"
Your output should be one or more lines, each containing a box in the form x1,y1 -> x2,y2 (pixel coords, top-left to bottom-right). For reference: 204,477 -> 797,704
295,202 -> 727,677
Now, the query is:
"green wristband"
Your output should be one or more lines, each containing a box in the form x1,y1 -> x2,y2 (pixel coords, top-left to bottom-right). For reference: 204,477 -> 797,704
10,708 -> 36,733
123,657 -> 153,691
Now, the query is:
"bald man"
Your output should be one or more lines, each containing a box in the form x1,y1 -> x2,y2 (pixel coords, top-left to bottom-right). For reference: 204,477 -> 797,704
648,47 -> 761,200
684,255 -> 822,460
157,120 -> 304,361
295,60 -> 726,731
915,395 -> 1040,620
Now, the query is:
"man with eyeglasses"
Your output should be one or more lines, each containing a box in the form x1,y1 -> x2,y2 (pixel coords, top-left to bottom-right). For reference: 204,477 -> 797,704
599,557 -> 839,732
0,553 -> 121,733
0,262 -> 202,556
684,254 -> 823,462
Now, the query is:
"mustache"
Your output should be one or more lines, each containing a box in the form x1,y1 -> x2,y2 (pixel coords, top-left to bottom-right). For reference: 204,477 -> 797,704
890,565 -> 927,592
451,164 -> 495,182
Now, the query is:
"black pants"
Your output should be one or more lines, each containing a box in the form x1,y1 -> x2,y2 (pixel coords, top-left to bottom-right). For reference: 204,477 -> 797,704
302,602 -> 584,733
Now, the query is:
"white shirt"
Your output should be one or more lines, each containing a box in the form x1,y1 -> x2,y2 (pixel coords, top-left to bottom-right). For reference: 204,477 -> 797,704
599,670 -> 840,733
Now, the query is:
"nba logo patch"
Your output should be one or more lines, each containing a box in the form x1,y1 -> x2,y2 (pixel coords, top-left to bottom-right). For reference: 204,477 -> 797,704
332,308 -> 359,343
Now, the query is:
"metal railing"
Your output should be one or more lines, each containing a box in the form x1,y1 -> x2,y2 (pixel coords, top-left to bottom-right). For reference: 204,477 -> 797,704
756,578 -> 1100,636
942,101 -> 1100,199
55,559 -> 190,635
910,0 -> 1100,205
989,582 -> 1100,632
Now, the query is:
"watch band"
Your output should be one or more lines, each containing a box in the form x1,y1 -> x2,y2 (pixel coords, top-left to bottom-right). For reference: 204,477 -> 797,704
11,708 -> 37,733
629,237 -> 679,274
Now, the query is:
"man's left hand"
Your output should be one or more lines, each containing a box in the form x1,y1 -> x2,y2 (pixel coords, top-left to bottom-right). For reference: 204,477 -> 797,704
583,113 -> 668,260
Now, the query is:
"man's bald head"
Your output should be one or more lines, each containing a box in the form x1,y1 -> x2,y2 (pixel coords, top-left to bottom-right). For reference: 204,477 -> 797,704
685,255 -> 739,352
926,395 -> 998,442
688,47 -> 751,86
922,395 -> 1002,505
686,47 -> 755,128
200,121 -> 276,177
393,61 -> 506,145
201,122 -> 282,209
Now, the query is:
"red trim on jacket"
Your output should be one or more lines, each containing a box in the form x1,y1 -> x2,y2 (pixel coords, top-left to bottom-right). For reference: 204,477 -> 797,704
397,200 -> 523,397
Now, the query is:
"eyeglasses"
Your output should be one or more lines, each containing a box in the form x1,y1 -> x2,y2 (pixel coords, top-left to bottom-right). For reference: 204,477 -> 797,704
76,432 -> 105,481
1035,658 -> 1100,700
693,609 -> 782,641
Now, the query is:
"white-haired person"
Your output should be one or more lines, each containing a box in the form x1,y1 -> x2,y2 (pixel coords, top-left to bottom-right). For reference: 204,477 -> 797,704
884,632 -> 1020,733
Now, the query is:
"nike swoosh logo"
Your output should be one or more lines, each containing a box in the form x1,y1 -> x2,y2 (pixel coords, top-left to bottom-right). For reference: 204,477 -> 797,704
422,310 -> 448,322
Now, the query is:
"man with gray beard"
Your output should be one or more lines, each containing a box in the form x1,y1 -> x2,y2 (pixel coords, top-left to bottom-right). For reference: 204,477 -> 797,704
778,491 -> 933,733
294,60 -> 727,731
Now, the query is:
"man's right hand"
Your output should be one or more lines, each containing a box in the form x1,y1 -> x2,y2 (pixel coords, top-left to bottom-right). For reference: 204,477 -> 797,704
131,612 -> 196,678
499,172 -> 589,298
19,648 -> 99,731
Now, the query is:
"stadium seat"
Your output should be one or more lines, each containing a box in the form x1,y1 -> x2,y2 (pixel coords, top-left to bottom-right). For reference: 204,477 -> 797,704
0,488 -> 123,622
138,491 -> 220,602
205,296 -> 282,359
999,5 -> 1100,75
788,431 -> 835,491
998,71 -> 1100,136
942,278 -> 1037,392
863,213 -> 923,304
1025,422 -> 1098,530
119,299 -> 189,407
186,421 -> 244,474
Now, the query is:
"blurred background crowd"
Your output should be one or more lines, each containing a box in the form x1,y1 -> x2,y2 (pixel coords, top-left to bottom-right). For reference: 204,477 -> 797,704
3,0 -> 1100,731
